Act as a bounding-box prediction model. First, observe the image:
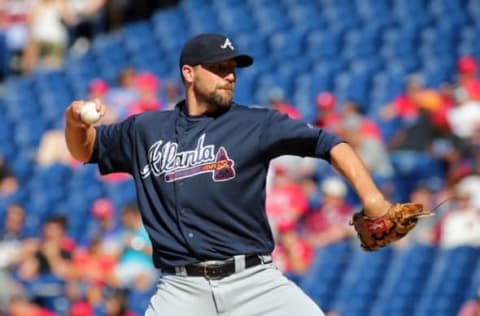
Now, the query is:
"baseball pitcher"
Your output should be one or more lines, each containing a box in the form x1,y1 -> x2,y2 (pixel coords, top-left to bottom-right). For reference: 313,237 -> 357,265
65,33 -> 426,316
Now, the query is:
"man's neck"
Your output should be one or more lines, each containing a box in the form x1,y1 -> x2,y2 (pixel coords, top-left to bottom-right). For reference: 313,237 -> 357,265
184,92 -> 208,116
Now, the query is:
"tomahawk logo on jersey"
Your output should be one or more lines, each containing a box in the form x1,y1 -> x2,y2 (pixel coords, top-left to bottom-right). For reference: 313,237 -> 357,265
140,134 -> 236,182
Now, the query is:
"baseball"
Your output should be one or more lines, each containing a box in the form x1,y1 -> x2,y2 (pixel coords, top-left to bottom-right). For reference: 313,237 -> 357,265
80,101 -> 101,124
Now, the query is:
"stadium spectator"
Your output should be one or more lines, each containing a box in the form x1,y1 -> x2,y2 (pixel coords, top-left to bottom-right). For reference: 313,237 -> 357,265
377,74 -> 429,144
35,129 -> 74,166
341,99 -> 383,141
0,0 -> 35,74
87,78 -> 121,125
301,177 -> 355,249
386,86 -> 470,189
434,184 -> 480,248
104,67 -> 139,120
456,55 -> 479,89
37,215 -> 73,268
0,204 -> 26,312
102,0 -> 127,33
429,82 -> 456,130
431,122 -> 472,188
455,159 -> 480,209
395,182 -> 441,247
379,74 -> 425,122
272,219 -> 314,281
0,154 -> 19,197
71,235 -> 116,286
13,254 -> 63,312
0,204 -> 26,269
68,0 -> 106,45
21,0 -> 77,73
88,77 -> 109,99
12,216 -> 75,313
266,87 -> 303,120
340,113 -> 394,178
266,165 -> 309,239
387,91 -> 441,152
447,80 -> 480,140
84,197 -> 121,257
162,78 -> 182,110
108,202 -> 155,289
313,91 -> 342,133
102,289 -> 134,316
267,155 -> 321,211
127,71 -> 163,116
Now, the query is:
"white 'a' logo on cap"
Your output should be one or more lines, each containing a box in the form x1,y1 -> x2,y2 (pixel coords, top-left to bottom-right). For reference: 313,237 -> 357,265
220,38 -> 234,50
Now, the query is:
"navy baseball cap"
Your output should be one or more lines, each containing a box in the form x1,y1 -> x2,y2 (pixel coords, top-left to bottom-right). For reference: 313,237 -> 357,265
179,33 -> 253,68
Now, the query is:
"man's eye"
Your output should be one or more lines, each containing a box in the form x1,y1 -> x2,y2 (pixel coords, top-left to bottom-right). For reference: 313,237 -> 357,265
203,64 -> 234,75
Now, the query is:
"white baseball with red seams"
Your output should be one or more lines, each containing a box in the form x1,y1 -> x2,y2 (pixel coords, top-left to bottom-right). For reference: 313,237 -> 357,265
80,101 -> 100,124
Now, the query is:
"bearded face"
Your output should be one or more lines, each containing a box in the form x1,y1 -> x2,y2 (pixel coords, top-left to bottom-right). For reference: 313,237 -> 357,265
192,61 -> 237,112
194,81 -> 234,110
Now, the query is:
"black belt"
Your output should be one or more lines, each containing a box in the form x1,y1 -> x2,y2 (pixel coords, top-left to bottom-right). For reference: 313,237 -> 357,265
161,254 -> 271,280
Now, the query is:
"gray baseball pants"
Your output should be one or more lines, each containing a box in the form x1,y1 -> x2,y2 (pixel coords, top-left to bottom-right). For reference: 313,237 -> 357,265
145,262 -> 324,316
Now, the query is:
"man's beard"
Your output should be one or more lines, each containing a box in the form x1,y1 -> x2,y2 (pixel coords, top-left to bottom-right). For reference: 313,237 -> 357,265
195,85 -> 233,111
205,90 -> 232,109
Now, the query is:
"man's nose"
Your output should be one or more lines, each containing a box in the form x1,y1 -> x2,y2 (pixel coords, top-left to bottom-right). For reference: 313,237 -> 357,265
224,71 -> 235,83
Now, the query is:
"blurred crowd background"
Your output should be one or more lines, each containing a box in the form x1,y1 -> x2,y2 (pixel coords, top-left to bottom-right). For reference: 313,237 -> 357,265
1,0 -> 480,315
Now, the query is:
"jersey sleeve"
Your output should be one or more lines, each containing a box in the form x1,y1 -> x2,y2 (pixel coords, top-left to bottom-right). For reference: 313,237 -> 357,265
89,116 -> 136,174
259,109 -> 344,161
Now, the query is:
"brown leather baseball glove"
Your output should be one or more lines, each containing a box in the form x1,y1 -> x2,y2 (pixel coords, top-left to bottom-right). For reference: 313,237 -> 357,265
350,203 -> 430,251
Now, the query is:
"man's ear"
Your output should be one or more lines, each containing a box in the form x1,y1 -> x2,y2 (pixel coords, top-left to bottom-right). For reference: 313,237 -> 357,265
182,65 -> 194,83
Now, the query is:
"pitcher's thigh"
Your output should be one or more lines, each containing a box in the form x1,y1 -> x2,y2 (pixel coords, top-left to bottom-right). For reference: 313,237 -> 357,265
145,276 -> 217,316
229,268 -> 324,316
240,282 -> 324,316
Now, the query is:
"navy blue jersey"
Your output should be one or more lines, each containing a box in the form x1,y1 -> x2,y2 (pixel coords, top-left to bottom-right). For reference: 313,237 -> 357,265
90,102 -> 343,267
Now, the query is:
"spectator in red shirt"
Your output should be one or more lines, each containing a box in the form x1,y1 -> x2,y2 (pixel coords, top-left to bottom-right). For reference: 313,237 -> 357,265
71,236 -> 116,286
341,99 -> 383,141
379,74 -> 425,122
127,72 -> 163,116
313,91 -> 342,134
272,219 -> 314,279
301,177 -> 355,249
84,198 -> 122,257
266,165 -> 309,239
457,55 -> 479,88
267,87 -> 303,120
69,300 -> 93,316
